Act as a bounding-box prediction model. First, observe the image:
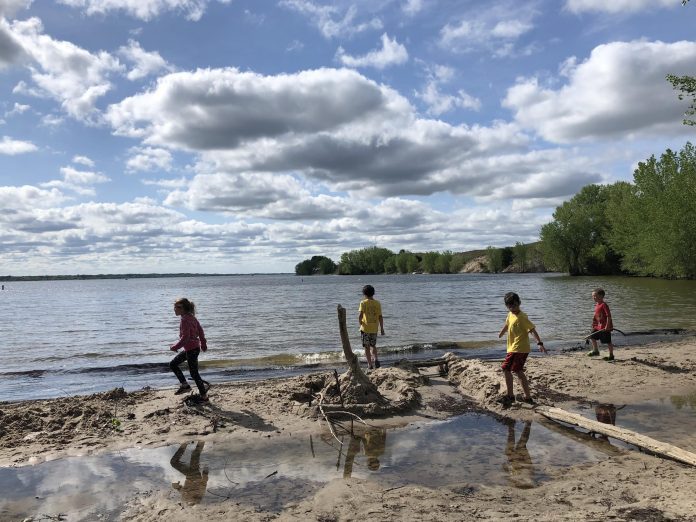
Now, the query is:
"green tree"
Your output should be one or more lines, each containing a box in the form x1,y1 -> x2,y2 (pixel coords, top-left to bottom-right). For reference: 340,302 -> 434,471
512,242 -> 528,272
338,247 -> 395,274
608,143 -> 696,278
435,250 -> 453,274
383,255 -> 397,274
486,246 -> 504,273
667,74 -> 696,126
449,254 -> 466,273
295,255 -> 337,275
539,184 -> 620,275
421,251 -> 439,273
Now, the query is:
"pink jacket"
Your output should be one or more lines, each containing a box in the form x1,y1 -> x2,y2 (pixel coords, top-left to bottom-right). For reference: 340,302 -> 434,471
171,314 -> 207,352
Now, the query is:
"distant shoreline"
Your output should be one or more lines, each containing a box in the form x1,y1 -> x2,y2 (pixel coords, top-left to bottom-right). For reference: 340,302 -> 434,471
0,273 -> 291,282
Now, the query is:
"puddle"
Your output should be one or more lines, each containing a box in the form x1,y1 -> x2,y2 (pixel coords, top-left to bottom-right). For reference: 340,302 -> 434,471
572,391 -> 696,452
0,413 -> 610,521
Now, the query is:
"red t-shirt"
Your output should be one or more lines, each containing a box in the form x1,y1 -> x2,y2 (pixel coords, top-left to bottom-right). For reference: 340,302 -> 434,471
592,302 -> 611,330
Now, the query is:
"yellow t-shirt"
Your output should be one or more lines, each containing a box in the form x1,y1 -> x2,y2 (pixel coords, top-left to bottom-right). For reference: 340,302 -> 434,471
359,299 -> 382,334
506,311 -> 535,353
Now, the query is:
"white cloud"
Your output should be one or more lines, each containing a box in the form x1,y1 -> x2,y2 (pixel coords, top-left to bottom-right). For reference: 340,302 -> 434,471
40,165 -> 110,196
105,66 -> 601,202
118,39 -> 173,81
504,40 -> 696,143
0,0 -> 32,17
0,135 -> 37,154
416,80 -> 481,116
402,0 -> 423,16
9,17 -> 123,121
0,17 -> 26,68
439,2 -> 538,57
72,155 -> 95,167
4,102 -> 30,117
57,0 -> 229,21
336,33 -> 408,69
565,0 -> 675,14
126,146 -> 173,172
279,0 -> 382,39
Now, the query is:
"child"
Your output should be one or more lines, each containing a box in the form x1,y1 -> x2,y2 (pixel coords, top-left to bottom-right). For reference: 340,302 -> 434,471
169,298 -> 209,400
497,292 -> 546,407
587,288 -> 615,361
358,284 -> 385,370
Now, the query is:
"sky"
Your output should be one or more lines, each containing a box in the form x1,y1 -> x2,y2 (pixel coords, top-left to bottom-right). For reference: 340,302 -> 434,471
0,0 -> 694,275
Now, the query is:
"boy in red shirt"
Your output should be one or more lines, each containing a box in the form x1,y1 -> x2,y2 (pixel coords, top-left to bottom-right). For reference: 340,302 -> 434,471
587,288 -> 615,361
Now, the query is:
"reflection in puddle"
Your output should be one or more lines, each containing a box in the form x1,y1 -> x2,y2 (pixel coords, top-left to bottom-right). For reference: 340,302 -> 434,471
170,441 -> 209,504
0,413 -> 609,521
575,391 -> 696,452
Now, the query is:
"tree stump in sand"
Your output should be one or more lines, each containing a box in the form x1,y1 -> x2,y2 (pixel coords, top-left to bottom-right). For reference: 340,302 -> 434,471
323,305 -> 384,409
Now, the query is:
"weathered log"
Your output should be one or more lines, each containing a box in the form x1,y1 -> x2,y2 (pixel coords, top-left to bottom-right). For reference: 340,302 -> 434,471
536,406 -> 696,467
334,304 -> 382,403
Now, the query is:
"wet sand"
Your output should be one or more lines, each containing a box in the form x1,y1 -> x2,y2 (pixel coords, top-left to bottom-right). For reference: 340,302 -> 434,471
2,337 -> 696,521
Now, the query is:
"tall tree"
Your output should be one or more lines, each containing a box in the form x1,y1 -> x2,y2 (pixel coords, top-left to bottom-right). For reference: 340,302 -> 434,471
608,143 -> 696,278
667,74 -> 696,126
539,184 -> 620,275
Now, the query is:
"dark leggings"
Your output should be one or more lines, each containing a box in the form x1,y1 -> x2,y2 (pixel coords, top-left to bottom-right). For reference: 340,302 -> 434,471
170,349 -> 207,395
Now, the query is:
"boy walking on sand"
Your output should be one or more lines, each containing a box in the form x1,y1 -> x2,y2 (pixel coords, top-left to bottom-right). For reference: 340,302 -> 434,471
359,285 -> 385,370
497,292 -> 546,407
587,288 -> 615,361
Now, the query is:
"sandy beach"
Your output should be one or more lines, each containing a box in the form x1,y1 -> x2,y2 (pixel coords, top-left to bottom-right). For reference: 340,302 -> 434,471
3,337 -> 696,521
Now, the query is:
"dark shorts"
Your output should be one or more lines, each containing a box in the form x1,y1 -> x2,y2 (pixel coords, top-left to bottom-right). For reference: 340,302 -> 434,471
589,329 -> 612,344
361,331 -> 378,348
501,352 -> 529,372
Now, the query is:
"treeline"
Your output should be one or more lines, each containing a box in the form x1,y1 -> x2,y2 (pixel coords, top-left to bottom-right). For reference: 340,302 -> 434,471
540,142 -> 696,278
295,243 -> 545,276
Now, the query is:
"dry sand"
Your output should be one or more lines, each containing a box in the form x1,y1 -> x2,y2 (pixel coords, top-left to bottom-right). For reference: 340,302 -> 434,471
3,337 -> 696,521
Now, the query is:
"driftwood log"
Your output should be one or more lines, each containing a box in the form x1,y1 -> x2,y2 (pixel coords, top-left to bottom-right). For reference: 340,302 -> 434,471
537,406 -> 696,467
314,305 -> 380,413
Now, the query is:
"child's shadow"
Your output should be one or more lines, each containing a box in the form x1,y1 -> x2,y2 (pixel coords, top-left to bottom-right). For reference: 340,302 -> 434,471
205,403 -> 278,432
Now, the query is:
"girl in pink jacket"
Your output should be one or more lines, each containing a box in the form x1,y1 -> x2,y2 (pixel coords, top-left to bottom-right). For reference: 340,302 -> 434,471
170,298 -> 209,400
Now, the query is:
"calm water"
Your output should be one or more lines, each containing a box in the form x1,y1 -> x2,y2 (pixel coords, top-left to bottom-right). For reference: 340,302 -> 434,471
0,414 -> 609,520
2,273 -> 696,401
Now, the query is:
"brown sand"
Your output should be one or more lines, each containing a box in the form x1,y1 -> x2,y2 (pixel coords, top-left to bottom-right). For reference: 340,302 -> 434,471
2,338 -> 696,521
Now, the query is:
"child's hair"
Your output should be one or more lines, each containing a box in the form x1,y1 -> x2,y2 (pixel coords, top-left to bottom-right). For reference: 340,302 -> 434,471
175,297 -> 196,315
362,284 -> 375,297
593,288 -> 605,297
504,292 -> 521,307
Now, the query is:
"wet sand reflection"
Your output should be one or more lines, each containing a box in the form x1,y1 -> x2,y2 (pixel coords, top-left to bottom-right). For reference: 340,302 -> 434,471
171,441 -> 209,504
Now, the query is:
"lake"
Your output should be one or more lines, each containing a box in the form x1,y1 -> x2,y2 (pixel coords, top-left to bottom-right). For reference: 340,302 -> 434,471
2,273 -> 696,401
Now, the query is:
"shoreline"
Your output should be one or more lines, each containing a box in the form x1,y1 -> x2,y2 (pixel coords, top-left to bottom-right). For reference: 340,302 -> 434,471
2,337 -> 696,520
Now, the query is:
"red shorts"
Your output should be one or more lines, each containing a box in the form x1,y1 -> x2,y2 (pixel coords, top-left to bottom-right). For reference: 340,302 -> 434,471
501,352 -> 529,372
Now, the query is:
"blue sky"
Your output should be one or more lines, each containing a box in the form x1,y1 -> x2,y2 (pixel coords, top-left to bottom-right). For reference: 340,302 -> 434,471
0,0 -> 694,275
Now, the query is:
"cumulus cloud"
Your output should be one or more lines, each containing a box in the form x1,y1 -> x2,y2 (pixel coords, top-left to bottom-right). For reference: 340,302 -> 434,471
105,65 -> 600,203
72,155 -> 95,167
106,67 -> 411,148
126,146 -> 173,172
439,2 -> 539,57
0,17 -> 26,68
0,0 -> 32,17
504,40 -> 696,143
336,33 -> 408,69
415,65 -> 481,115
0,135 -> 37,154
565,0 -> 675,14
118,39 -> 174,81
8,17 -> 123,121
57,0 -> 229,21
279,0 -> 382,39
41,165 -> 111,196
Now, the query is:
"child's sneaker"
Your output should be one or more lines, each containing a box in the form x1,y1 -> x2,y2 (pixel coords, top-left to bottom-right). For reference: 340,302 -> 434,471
174,384 -> 191,395
374,359 -> 381,369
520,397 -> 536,405
496,395 -> 515,407
587,350 -> 600,357
603,355 -> 615,361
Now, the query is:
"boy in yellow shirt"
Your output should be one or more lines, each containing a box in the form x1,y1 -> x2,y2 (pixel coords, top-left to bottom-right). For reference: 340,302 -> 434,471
497,292 -> 546,407
358,284 -> 385,369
